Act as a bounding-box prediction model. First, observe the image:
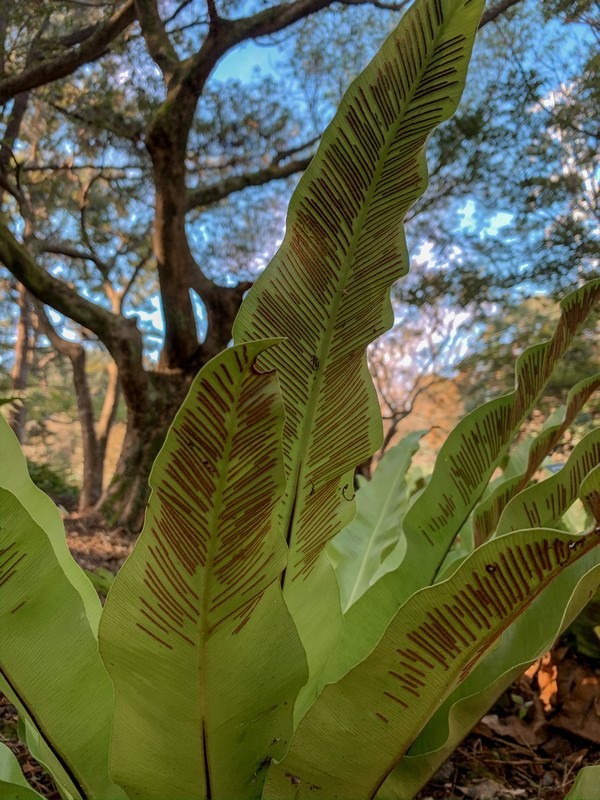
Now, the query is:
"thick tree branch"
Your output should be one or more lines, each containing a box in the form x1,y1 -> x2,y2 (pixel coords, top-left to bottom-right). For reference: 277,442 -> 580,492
0,0 -> 136,103
206,0 -> 221,30
0,221 -> 145,392
166,0 -> 339,100
41,241 -> 112,275
34,299 -> 112,508
1,22 -> 51,210
0,10 -> 8,75
0,224 -> 105,330
227,0 -> 338,43
339,0 -> 410,12
479,0 -> 524,27
134,0 -> 180,80
187,153 -> 314,210
34,297 -> 84,362
142,1 -> 338,371
97,361 -> 120,444
187,272 -> 252,365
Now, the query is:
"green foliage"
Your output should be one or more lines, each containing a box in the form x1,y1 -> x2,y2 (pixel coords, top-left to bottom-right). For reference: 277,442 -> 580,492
26,461 -> 79,509
83,567 -> 116,598
0,2 -> 599,799
564,765 -> 600,800
565,589 -> 600,660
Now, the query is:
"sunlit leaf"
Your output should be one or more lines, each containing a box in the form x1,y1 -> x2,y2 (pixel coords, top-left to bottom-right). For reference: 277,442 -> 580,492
0,742 -> 44,800
266,526 -> 600,799
473,372 -> 600,542
328,431 -> 424,612
495,428 -> 600,535
324,280 -> 600,685
234,0 -> 485,715
99,341 -> 307,800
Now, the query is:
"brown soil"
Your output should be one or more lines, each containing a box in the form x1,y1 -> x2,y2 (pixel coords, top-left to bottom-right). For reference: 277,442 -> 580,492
1,520 -> 599,800
64,513 -> 134,573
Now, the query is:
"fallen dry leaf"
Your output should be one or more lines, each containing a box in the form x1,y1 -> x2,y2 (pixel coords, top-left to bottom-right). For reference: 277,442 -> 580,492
458,778 -> 527,799
552,662 -> 600,744
478,697 -> 548,748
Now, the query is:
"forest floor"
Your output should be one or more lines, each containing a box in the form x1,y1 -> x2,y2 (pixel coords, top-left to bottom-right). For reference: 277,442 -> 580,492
1,518 -> 599,800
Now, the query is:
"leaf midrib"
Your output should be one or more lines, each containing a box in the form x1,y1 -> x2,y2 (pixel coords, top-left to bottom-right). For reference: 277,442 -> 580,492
197,387 -> 239,793
344,472 -> 408,611
281,3 -> 458,584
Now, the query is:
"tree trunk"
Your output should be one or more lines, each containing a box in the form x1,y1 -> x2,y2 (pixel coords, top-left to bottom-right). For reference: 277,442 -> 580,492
146,98 -> 200,371
69,346 -> 105,509
96,360 -> 120,477
98,370 -> 191,531
8,284 -> 32,442
33,302 -> 121,510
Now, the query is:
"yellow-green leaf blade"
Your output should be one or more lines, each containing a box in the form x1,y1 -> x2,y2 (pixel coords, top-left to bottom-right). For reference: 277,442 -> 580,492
235,0 -> 483,585
234,0 -> 484,712
378,556 -> 600,798
99,341 -> 307,800
324,281 -> 600,686
473,372 -> 600,543
564,766 -> 600,800
402,280 -> 600,582
496,428 -> 600,535
0,486 -> 123,800
386,450 -> 600,797
266,526 -> 600,799
327,431 -> 424,612
0,416 -> 101,631
0,742 -> 44,800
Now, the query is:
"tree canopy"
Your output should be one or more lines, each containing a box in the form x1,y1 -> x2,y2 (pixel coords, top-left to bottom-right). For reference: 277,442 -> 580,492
0,0 -> 597,528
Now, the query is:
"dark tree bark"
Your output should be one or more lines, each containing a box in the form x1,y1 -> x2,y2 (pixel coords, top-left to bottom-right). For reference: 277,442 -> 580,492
96,360 -> 120,482
98,371 -> 191,531
34,303 -> 121,510
8,285 -> 32,442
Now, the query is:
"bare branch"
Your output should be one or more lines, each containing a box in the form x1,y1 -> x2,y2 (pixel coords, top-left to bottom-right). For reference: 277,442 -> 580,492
273,135 -> 320,164
339,0 -> 411,12
33,298 -> 84,361
206,0 -> 221,30
21,162 -> 144,173
41,241 -> 112,275
479,0 -> 524,27
0,169 -> 28,212
0,0 -> 136,102
380,377 -> 443,453
0,221 -> 145,389
171,0 -> 339,101
49,100 -> 144,143
120,247 -> 153,310
224,0 -> 338,46
164,0 -> 196,27
187,153 -> 314,210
